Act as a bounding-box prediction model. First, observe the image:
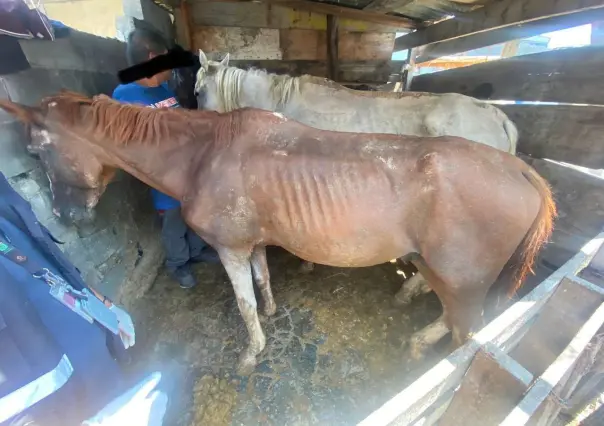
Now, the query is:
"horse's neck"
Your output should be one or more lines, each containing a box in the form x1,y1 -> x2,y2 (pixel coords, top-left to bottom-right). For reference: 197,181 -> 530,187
238,72 -> 284,111
99,123 -> 215,203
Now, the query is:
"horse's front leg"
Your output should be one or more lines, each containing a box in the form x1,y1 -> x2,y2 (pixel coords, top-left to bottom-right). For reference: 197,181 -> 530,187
251,245 -> 276,316
218,247 -> 266,375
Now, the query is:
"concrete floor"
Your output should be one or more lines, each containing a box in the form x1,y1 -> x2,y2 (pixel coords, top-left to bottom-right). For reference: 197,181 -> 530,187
126,247 -> 446,426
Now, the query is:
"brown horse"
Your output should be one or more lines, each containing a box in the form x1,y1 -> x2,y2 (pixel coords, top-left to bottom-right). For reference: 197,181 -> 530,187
0,92 -> 556,374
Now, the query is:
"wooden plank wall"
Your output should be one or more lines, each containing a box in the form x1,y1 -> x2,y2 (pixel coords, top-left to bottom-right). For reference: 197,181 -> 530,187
521,157 -> 604,273
403,24 -> 604,283
173,1 -> 402,83
409,45 -> 604,170
499,104 -> 604,170
410,45 -> 604,104
392,0 -> 604,61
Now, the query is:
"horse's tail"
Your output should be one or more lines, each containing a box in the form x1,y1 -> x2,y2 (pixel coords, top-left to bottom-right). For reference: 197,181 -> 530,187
503,117 -> 518,155
489,102 -> 518,154
508,166 -> 557,296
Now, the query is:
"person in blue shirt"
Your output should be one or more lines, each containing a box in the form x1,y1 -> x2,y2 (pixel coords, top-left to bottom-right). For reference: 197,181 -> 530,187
112,28 -> 218,289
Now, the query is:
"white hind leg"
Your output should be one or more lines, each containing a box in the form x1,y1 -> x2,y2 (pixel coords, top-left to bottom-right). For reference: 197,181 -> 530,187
394,273 -> 432,306
409,314 -> 449,360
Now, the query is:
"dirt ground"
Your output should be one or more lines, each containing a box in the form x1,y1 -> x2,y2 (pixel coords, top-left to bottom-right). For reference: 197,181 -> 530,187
126,247 -> 444,426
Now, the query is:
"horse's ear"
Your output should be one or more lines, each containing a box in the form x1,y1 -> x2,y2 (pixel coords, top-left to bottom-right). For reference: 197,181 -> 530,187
198,49 -> 209,70
220,53 -> 230,67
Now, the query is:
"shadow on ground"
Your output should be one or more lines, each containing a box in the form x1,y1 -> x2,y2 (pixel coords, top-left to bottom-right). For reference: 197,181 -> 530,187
127,247 -> 443,426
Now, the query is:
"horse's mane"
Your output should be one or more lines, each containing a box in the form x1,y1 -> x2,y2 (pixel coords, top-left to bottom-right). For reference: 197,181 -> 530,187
42,91 -> 214,146
197,65 -> 300,112
196,64 -> 448,109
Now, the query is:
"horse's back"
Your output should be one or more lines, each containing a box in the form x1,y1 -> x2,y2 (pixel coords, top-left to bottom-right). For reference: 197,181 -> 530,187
291,83 -> 515,153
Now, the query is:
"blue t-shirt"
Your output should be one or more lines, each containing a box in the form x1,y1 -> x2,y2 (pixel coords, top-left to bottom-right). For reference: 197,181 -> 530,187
112,82 -> 181,211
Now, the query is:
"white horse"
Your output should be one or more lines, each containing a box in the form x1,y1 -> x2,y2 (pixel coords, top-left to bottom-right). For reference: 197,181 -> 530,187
194,49 -> 519,305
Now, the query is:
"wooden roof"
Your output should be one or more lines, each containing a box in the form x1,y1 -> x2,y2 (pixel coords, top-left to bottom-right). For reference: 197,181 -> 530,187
153,0 -> 490,30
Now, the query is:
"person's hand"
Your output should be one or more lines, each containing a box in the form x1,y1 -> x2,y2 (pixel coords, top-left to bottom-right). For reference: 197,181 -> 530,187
82,372 -> 167,426
110,304 -> 135,349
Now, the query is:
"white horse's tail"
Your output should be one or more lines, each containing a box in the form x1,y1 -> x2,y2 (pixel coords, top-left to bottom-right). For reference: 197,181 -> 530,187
487,102 -> 519,155
503,117 -> 519,155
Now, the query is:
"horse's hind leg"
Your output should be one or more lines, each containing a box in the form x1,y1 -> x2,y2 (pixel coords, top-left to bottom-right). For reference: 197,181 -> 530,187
394,273 -> 432,306
218,247 -> 266,375
409,314 -> 449,359
299,260 -> 315,273
408,256 -> 498,359
251,245 -> 277,316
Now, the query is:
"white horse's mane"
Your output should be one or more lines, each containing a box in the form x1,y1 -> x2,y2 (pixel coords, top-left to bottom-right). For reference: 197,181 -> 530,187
196,65 -> 300,112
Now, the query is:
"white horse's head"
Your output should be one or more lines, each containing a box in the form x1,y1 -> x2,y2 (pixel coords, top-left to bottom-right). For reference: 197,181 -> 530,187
194,49 -> 300,113
194,49 -> 231,112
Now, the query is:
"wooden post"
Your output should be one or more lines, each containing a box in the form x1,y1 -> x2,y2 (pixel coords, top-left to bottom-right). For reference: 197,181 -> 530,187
327,15 -> 339,81
180,0 -> 195,51
403,47 -> 417,91
592,21 -> 604,45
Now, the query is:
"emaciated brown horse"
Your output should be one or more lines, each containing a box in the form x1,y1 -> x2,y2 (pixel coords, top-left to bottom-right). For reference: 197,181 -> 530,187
0,92 -> 556,374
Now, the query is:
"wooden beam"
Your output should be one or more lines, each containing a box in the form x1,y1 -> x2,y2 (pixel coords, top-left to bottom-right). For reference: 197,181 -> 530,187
439,346 -> 532,426
363,0 -> 414,14
258,0 -> 417,29
327,15 -> 339,80
394,0 -> 604,59
409,45 -> 604,105
228,59 -> 405,83
179,0 -> 195,50
501,40 -> 520,58
498,104 -> 604,170
502,300 -> 604,426
195,26 -> 395,61
360,231 -> 604,426
403,47 -> 417,91
190,1 -> 405,32
509,278 -> 604,377
522,157 -> 604,272
592,20 -> 604,45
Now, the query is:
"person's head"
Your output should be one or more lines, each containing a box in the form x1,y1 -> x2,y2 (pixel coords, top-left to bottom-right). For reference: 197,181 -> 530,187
126,28 -> 171,86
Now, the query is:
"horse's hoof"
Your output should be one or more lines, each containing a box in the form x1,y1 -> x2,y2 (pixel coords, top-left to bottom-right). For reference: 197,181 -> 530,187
393,293 -> 412,307
263,302 -> 277,317
237,351 -> 257,376
409,335 -> 428,361
298,261 -> 315,274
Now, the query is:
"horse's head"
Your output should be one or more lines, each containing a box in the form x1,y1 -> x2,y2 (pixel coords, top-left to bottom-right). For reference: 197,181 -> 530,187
0,94 -> 115,225
194,49 -> 230,111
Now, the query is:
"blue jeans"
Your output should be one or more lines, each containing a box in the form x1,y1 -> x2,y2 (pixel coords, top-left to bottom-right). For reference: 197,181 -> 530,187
158,208 -> 207,273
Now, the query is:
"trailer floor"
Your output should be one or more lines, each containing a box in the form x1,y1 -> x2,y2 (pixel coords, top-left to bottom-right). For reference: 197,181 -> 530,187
127,247 -> 443,426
